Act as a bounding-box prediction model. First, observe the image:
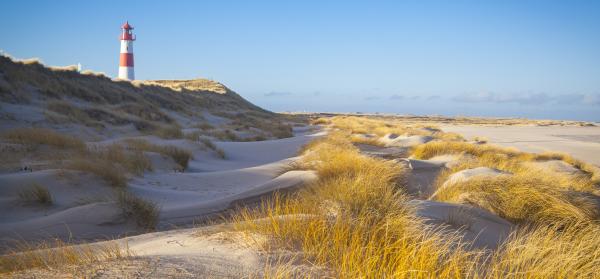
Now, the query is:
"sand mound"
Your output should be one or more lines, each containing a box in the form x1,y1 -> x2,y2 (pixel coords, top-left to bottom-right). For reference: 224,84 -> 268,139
431,167 -> 510,199
354,143 -> 407,159
409,200 -> 513,250
396,158 -> 446,198
380,134 -> 433,148
525,160 -> 582,176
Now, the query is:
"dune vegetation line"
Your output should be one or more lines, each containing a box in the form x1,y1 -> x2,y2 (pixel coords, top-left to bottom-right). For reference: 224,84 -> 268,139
233,115 -> 600,278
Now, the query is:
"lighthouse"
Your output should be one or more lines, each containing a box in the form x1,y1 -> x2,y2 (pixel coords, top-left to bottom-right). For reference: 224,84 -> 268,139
118,21 -> 135,80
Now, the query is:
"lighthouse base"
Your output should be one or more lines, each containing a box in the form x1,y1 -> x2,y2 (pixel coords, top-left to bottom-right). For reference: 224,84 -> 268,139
118,66 -> 135,80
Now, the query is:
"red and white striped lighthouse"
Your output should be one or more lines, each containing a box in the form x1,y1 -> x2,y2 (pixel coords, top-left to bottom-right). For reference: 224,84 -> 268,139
118,21 -> 135,80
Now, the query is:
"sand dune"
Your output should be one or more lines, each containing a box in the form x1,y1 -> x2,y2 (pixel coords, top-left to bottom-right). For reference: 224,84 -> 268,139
0,131 -> 323,246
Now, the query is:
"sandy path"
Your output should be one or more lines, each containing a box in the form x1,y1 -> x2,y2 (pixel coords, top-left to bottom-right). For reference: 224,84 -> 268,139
441,125 -> 600,166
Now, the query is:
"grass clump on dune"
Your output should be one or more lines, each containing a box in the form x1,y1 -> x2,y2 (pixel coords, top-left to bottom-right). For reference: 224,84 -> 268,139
1,128 -> 85,150
66,143 -> 153,187
117,191 -> 160,230
91,144 -> 152,175
66,159 -> 127,188
124,139 -> 192,170
413,141 -> 600,193
0,239 -> 129,274
153,125 -> 184,139
18,183 -> 53,205
233,133 -> 482,277
433,173 -> 599,225
317,116 -> 465,146
413,140 -> 600,226
488,222 -> 600,278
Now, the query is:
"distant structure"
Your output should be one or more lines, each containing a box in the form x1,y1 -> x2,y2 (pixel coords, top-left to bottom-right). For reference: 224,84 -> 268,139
118,21 -> 136,80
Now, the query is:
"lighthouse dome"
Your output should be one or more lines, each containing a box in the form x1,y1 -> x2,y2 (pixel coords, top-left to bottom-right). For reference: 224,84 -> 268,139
121,21 -> 134,30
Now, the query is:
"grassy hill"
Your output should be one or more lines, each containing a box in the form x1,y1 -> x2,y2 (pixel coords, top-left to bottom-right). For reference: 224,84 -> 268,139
0,55 -> 299,141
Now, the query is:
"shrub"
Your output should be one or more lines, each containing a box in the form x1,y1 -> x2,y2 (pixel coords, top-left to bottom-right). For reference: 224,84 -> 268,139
1,128 -> 85,150
117,191 -> 159,230
18,183 -> 52,205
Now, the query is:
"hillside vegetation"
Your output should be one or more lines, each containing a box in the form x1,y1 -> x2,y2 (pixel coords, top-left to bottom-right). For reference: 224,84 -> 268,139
0,55 -> 299,141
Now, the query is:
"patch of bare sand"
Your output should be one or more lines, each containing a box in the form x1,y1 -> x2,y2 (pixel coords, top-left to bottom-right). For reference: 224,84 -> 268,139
441,125 -> 600,166
5,226 -> 329,278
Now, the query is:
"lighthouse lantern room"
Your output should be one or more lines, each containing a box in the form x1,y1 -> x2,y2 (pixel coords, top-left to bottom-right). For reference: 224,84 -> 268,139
118,21 -> 135,80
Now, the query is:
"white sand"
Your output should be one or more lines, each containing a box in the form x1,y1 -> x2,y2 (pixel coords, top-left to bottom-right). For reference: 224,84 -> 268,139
409,200 -> 513,250
0,131 -> 324,245
441,125 -> 600,166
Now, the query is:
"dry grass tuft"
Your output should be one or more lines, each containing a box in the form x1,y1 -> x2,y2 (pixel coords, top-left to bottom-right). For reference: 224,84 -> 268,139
0,239 -> 129,274
232,134 -> 483,277
66,159 -> 127,188
124,139 -> 192,170
414,141 -> 600,193
18,183 -> 53,205
64,143 -> 153,187
232,117 -> 600,277
117,191 -> 160,230
92,144 -> 152,175
210,129 -> 240,141
153,125 -> 184,139
316,116 -> 465,147
488,222 -> 600,278
197,137 -> 225,158
1,128 -> 85,150
433,173 -> 600,225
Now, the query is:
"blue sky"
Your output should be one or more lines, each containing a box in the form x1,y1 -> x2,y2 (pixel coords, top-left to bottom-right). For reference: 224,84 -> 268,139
1,1 -> 599,121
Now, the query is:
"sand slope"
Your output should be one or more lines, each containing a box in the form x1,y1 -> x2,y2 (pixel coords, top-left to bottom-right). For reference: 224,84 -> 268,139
0,131 -> 323,245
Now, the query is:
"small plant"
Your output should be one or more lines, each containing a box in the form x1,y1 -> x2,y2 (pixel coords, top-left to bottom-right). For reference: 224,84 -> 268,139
18,183 -> 52,205
117,191 -> 160,230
